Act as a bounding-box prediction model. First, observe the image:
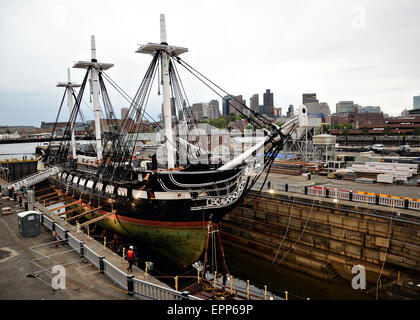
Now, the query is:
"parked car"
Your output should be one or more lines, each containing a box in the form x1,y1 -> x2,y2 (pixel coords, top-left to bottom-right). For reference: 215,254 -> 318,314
371,144 -> 385,152
398,144 -> 411,152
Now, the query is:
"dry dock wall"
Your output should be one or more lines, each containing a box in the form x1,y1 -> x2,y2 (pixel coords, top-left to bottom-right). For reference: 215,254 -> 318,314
222,190 -> 420,284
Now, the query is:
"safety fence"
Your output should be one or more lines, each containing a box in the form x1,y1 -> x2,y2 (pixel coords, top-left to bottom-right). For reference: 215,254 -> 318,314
83,245 -> 100,269
55,224 -> 67,240
132,278 -> 194,300
38,212 -> 202,300
103,259 -> 128,291
251,181 -> 420,212
42,215 -> 54,230
67,233 -> 81,252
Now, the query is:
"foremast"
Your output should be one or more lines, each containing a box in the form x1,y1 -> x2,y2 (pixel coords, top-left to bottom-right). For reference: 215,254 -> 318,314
136,14 -> 188,169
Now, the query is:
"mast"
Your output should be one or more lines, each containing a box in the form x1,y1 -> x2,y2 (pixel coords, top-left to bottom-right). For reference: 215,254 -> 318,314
73,35 -> 114,162
136,14 -> 188,169
160,14 -> 175,169
56,68 -> 81,160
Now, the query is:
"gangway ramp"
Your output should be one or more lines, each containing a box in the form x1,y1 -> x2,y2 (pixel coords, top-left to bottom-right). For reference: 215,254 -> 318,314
8,166 -> 61,191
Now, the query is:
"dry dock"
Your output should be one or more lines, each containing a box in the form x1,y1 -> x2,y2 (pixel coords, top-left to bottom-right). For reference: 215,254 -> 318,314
222,188 -> 420,299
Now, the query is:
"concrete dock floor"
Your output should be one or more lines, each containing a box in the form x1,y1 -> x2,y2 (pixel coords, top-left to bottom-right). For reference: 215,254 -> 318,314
0,196 -> 137,300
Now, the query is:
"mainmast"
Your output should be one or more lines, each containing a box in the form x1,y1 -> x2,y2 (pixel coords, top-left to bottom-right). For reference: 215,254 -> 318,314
73,35 -> 114,162
56,68 -> 81,160
136,14 -> 188,169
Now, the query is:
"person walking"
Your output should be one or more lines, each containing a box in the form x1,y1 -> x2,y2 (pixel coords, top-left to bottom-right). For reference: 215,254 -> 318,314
126,246 -> 137,273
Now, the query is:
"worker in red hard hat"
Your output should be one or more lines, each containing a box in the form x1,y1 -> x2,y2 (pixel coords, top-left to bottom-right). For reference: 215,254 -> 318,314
126,245 -> 137,273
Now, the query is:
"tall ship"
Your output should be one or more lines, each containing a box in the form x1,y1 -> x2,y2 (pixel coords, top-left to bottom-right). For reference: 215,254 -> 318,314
22,15 -> 308,266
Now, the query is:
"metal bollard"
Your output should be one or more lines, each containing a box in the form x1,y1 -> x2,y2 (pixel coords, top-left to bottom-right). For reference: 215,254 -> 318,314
80,242 -> 84,257
181,291 -> 190,300
175,276 -> 179,291
247,280 -> 250,300
99,256 -> 105,274
285,291 -> 288,300
64,230 -> 69,245
127,275 -> 134,296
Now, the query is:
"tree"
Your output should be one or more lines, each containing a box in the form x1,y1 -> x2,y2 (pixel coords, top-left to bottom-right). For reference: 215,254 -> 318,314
322,124 -> 331,134
413,127 -> 420,136
361,127 -> 369,135
383,126 -> 393,136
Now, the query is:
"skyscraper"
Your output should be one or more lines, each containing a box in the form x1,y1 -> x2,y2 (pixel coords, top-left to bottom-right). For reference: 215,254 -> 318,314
414,96 -> 420,110
263,89 -> 274,117
287,105 -> 294,117
222,95 -> 234,116
121,107 -> 129,120
208,99 -> 220,119
250,94 -> 259,113
191,103 -> 208,120
302,93 -> 318,105
230,95 -> 246,116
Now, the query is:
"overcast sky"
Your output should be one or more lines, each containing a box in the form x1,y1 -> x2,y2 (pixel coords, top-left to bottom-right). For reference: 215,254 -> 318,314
1,0 -> 419,126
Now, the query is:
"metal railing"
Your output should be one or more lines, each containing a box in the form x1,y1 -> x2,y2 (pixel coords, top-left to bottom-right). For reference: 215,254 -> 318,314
84,245 -> 100,269
132,278 -> 199,300
408,200 -> 420,211
251,182 -> 420,212
67,233 -> 81,251
42,215 -> 54,230
55,224 -> 66,240
103,259 -> 128,290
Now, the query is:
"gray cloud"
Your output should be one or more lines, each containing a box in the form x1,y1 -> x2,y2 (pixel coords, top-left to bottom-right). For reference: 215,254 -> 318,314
0,0 -> 419,126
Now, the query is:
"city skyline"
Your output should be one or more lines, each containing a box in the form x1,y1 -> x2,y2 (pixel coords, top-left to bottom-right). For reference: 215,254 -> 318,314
1,0 -> 419,126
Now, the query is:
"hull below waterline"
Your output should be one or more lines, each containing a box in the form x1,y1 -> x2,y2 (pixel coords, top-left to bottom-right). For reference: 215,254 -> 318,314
84,208 -> 208,267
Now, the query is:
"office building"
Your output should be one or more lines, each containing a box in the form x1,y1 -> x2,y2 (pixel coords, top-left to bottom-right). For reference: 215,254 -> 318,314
121,107 -> 129,120
222,95 -> 234,116
250,94 -> 259,113
230,95 -> 246,116
208,99 -> 220,119
287,105 -> 294,117
302,93 -> 318,105
414,96 -> 420,110
263,89 -> 274,117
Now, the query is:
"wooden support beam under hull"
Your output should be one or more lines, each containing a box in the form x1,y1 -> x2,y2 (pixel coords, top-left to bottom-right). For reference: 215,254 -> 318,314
46,196 -> 73,207
79,210 -> 115,228
42,193 -> 65,203
34,186 -> 54,194
50,200 -> 81,212
58,203 -> 90,216
67,206 -> 103,222
37,191 -> 58,201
